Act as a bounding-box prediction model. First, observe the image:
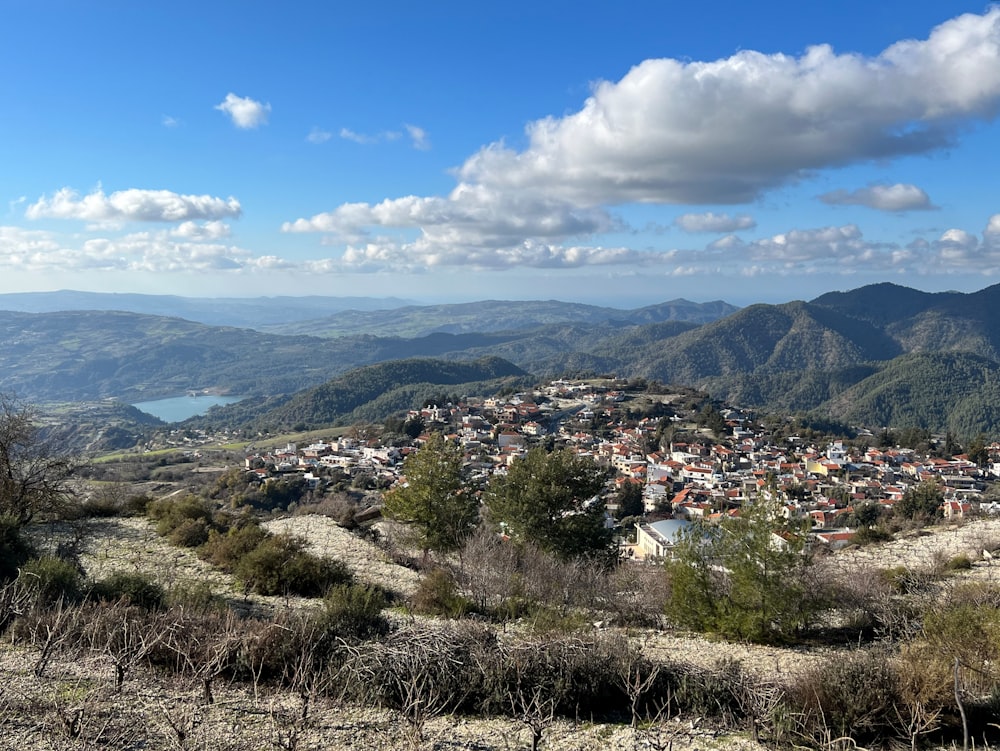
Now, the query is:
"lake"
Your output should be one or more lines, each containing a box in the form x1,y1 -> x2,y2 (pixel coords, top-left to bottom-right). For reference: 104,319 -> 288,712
131,394 -> 245,423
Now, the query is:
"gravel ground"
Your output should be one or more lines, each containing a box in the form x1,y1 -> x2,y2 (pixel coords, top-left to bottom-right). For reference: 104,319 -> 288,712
264,515 -> 423,598
0,645 -> 765,751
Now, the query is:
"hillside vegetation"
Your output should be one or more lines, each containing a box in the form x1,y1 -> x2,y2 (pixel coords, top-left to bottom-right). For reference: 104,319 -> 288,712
10,283 -> 1000,435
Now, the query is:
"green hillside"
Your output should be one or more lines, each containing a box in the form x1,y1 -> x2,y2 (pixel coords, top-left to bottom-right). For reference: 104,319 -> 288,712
190,356 -> 529,431
822,351 -> 1000,437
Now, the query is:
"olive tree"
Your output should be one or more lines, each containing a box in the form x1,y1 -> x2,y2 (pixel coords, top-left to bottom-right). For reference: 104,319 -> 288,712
0,395 -> 76,526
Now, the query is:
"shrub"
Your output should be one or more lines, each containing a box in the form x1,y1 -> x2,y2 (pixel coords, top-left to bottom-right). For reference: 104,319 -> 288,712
90,571 -> 166,610
785,650 -> 902,746
0,514 -> 34,581
200,520 -> 268,572
18,556 -> 84,604
169,517 -> 210,548
944,553 -> 973,571
166,581 -> 226,613
853,525 -> 894,545
410,568 -> 471,618
147,495 -> 214,538
124,494 -> 153,516
80,492 -> 124,518
235,533 -> 353,597
314,583 -> 391,642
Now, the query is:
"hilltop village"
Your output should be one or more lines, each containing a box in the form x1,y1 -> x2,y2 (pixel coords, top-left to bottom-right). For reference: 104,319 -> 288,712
235,378 -> 1000,556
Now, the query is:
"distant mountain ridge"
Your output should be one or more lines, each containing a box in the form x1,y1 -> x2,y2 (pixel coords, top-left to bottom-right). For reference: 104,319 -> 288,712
0,291 -> 739,335
0,290 -> 415,328
7,283 -> 1000,436
260,298 -> 740,338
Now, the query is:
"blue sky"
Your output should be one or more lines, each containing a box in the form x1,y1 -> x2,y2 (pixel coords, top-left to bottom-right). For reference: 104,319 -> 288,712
3,1 -> 1000,307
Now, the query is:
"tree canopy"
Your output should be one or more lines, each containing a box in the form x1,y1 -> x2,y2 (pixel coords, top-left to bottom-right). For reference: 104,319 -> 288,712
381,433 -> 478,556
0,396 -> 76,526
665,497 -> 820,644
484,447 -> 613,563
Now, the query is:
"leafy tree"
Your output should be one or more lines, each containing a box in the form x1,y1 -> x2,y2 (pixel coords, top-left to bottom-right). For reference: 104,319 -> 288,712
0,396 -> 76,526
967,433 -> 989,468
666,498 -> 820,643
613,481 -> 644,520
402,415 -> 425,440
484,447 -> 613,563
895,481 -> 944,522
382,433 -> 477,556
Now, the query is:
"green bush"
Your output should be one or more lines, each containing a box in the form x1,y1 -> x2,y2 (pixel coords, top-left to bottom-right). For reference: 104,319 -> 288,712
235,533 -> 353,597
90,571 -> 166,610
853,525 -> 894,545
18,556 -> 84,604
200,521 -> 268,571
410,567 -> 470,618
147,495 -> 214,538
944,553 -> 973,571
314,583 -> 391,642
169,517 -> 211,548
80,493 -> 124,518
0,514 -> 34,582
166,581 -> 227,613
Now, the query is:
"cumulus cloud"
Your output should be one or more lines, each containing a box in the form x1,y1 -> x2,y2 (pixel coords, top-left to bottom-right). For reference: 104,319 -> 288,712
675,212 -> 757,233
819,183 -> 934,211
405,124 -> 430,150
283,183 -> 616,251
170,221 -> 232,240
161,115 -> 181,128
0,225 -> 267,273
215,93 -> 270,129
26,188 -> 242,223
457,8 -> 1000,205
282,9 -> 1000,275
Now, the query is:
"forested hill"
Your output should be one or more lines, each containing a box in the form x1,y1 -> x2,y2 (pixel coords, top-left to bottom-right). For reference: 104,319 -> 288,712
188,356 -> 529,432
11,283 -> 1000,436
261,298 -> 739,338
0,310 -> 542,402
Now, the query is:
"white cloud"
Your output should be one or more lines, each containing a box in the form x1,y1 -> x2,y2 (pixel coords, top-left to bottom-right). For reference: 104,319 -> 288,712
26,188 -> 242,223
458,8 -> 1000,205
0,225 -> 265,273
819,183 -> 934,211
984,213 -> 1000,238
161,115 -> 181,128
339,127 -> 402,145
170,221 -> 232,240
675,212 -> 757,233
283,183 -> 616,253
307,127 -> 333,144
215,93 -> 270,129
283,9 -> 1000,275
405,124 -> 430,150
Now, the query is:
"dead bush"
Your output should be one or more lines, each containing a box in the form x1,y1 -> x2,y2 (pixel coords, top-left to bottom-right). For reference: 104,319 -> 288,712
785,649 -> 902,747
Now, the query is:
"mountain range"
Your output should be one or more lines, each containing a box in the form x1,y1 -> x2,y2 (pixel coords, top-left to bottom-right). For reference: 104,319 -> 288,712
5,283 -> 1000,438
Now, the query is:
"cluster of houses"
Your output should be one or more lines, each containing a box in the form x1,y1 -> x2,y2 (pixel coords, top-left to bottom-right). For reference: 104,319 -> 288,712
240,379 -> 1000,561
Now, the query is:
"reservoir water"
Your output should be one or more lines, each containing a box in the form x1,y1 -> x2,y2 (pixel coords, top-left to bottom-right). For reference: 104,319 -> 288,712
131,394 -> 244,423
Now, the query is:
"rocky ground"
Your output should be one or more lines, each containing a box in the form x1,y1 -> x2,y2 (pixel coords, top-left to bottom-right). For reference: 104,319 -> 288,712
8,513 -> 1000,749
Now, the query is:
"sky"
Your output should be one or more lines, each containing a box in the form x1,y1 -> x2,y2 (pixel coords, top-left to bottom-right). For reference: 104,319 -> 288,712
3,1 -> 1000,308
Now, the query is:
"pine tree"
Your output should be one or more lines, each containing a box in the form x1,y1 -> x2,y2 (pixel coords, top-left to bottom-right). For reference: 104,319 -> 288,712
484,447 -> 613,563
382,433 -> 478,557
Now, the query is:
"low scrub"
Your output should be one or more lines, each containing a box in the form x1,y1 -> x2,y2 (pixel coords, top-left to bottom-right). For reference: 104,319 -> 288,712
235,532 -> 353,597
90,571 -> 166,610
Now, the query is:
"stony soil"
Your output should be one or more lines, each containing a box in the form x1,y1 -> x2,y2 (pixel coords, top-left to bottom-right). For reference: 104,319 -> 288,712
8,514 -> 1000,749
